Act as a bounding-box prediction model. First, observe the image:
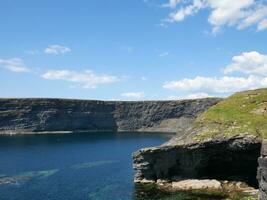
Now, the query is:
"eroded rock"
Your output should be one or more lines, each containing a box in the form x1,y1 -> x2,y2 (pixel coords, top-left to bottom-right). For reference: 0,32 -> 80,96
133,135 -> 261,187
0,98 -> 221,134
258,139 -> 267,200
172,179 -> 222,190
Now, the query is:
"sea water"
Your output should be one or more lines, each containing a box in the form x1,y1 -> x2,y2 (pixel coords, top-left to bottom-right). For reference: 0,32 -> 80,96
0,132 -> 236,200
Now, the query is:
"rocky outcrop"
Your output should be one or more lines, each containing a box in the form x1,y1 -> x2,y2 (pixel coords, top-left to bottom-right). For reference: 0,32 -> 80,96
258,140 -> 267,200
0,98 -> 221,134
167,179 -> 257,197
133,135 -> 261,187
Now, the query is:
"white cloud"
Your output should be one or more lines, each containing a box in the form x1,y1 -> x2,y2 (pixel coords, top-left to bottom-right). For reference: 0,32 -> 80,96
159,52 -> 170,57
121,92 -> 145,99
42,70 -> 120,89
168,92 -> 211,100
167,95 -> 181,100
184,92 -> 211,99
223,51 -> 267,75
208,0 -> 255,33
237,4 -> 267,30
162,0 -> 182,8
141,76 -> 147,81
163,75 -> 267,93
169,0 -> 204,22
258,19 -> 267,31
163,51 -> 267,94
44,45 -> 71,55
163,0 -> 267,32
0,58 -> 30,73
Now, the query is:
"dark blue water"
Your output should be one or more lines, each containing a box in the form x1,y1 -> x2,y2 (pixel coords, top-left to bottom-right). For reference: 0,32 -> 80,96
0,132 -> 174,200
0,133 -> 245,200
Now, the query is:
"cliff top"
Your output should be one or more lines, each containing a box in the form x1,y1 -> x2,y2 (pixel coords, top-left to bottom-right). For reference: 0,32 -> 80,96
193,88 -> 267,141
0,97 -> 219,104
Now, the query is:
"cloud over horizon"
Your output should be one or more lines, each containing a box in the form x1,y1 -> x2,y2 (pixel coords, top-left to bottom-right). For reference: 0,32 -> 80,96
168,92 -> 211,100
163,51 -> 267,95
121,92 -> 145,99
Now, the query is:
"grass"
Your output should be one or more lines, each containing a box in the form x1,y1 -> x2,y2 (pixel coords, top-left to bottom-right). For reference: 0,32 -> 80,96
193,88 -> 267,141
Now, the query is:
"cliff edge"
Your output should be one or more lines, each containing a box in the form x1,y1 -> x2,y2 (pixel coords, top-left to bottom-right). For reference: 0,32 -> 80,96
133,88 -> 267,198
0,98 -> 221,134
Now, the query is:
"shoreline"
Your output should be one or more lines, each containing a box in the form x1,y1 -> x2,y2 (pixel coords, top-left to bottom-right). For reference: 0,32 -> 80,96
135,179 -> 258,199
0,130 -> 177,135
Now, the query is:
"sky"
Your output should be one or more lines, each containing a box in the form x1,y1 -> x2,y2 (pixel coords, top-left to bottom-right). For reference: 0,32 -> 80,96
0,0 -> 267,100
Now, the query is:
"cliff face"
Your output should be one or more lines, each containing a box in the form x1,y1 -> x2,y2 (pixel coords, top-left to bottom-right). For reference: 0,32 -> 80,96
133,135 -> 261,187
133,89 -> 267,190
0,98 -> 221,134
258,140 -> 267,199
114,100 -> 220,132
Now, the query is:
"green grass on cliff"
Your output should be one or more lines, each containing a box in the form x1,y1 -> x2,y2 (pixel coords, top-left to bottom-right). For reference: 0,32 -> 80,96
193,88 -> 267,140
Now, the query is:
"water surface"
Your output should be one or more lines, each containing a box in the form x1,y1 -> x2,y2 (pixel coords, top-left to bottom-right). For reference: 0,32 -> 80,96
0,132 -> 171,200
0,132 -> 244,200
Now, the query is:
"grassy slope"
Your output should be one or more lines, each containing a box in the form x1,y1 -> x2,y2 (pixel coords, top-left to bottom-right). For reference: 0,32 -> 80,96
193,88 -> 267,141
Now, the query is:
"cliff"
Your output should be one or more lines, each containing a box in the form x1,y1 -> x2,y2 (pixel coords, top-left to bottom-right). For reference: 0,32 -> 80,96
0,98 -> 221,134
133,88 -> 267,193
258,140 -> 267,200
133,135 -> 261,187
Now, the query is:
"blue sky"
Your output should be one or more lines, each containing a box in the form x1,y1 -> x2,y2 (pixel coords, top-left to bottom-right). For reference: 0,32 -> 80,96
0,0 -> 267,100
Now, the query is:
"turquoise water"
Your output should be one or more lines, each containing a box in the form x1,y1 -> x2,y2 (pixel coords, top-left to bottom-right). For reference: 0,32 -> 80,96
0,132 -> 238,200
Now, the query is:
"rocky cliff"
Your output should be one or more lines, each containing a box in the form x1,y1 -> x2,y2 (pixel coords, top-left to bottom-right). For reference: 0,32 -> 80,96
258,140 -> 267,199
133,88 -> 267,192
133,135 -> 261,187
0,98 -> 221,134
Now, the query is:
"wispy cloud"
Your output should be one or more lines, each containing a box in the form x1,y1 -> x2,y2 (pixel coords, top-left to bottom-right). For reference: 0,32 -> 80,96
44,45 -> 71,55
258,19 -> 267,31
25,50 -> 39,55
163,51 -> 267,95
161,0 -> 267,33
0,58 -> 30,73
121,92 -> 145,100
42,70 -> 120,89
168,92 -> 211,100
161,0 -> 182,8
141,76 -> 147,81
159,52 -> 170,57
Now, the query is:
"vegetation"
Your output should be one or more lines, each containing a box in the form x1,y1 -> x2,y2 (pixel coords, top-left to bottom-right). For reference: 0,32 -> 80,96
193,88 -> 267,141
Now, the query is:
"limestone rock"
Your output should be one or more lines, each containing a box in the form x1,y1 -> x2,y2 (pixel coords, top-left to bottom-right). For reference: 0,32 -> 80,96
0,98 -> 221,134
172,179 -> 222,190
133,135 -> 261,187
258,139 -> 267,200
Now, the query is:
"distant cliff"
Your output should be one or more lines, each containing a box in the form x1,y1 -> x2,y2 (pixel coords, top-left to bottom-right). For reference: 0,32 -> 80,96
0,98 -> 221,134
